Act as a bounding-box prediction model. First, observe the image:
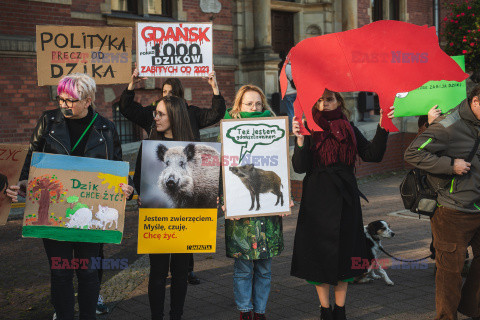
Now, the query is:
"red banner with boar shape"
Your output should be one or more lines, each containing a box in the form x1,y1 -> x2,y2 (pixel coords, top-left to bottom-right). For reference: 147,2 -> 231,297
136,22 -> 213,78
280,20 -> 469,133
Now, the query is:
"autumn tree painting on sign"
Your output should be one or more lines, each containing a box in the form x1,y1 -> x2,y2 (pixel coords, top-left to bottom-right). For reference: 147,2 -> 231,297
28,174 -> 66,225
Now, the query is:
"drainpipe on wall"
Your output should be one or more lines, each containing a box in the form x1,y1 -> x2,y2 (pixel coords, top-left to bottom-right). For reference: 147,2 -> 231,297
434,0 -> 440,38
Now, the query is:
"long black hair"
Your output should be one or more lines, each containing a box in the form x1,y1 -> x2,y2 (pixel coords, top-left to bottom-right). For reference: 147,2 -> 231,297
150,96 -> 194,142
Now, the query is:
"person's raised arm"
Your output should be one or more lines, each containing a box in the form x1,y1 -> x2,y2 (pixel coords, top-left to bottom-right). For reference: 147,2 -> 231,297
128,64 -> 147,91
205,69 -> 220,96
193,70 -> 226,128
292,117 -> 312,174
356,106 -> 394,162
119,68 -> 154,132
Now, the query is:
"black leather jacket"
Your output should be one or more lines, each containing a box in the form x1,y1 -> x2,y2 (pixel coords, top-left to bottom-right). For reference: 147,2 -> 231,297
20,107 -> 123,180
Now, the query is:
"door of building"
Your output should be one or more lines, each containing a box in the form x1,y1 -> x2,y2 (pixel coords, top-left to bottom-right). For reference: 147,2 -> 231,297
271,10 -> 295,55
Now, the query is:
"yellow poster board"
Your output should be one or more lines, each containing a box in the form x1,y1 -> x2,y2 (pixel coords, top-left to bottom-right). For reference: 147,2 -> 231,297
138,208 -> 217,254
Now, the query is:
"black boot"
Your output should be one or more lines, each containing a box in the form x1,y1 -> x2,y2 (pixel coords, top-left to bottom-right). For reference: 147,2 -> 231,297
321,306 -> 333,320
333,304 -> 346,320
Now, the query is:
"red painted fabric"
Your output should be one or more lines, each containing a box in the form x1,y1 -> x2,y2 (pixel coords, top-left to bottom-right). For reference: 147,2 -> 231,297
280,20 -> 469,133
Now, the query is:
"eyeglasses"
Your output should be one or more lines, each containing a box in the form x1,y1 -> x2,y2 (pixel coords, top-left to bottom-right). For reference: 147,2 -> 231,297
153,110 -> 167,119
56,96 -> 79,108
242,102 -> 263,109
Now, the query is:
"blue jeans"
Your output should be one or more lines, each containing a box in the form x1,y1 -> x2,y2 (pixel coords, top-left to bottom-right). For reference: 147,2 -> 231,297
233,258 -> 272,314
281,93 -> 296,131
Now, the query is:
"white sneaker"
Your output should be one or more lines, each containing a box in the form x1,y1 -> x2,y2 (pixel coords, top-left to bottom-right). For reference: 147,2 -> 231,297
52,312 -> 57,320
96,294 -> 109,314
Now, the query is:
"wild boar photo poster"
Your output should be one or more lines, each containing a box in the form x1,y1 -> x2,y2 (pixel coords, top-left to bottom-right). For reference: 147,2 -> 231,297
22,153 -> 129,244
138,141 -> 221,254
221,117 -> 291,218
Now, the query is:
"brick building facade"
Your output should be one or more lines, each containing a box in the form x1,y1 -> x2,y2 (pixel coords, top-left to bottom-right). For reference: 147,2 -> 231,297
0,0 -> 236,144
0,0 -> 466,190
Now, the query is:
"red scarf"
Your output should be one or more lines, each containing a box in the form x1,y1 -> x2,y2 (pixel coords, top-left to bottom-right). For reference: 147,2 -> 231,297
310,107 -> 357,167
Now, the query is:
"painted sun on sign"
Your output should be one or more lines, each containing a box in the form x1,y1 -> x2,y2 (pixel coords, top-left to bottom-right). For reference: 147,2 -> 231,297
98,172 -> 127,194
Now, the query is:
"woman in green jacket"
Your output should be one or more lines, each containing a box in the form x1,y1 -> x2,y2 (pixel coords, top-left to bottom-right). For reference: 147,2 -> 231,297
222,85 -> 286,320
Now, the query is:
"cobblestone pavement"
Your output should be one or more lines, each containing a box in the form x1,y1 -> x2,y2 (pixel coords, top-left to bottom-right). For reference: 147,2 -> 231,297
105,173 -> 471,320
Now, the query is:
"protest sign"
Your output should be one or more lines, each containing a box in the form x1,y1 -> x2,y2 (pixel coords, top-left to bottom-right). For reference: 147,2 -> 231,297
221,117 -> 291,218
138,208 -> 217,254
0,144 -> 28,225
36,25 -> 132,86
136,22 -> 213,78
281,20 -> 469,133
393,55 -> 467,117
22,153 -> 129,244
137,140 -> 221,253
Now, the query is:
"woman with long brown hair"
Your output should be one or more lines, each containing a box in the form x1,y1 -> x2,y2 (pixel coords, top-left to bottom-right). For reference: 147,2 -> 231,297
132,95 -> 194,320
120,69 -> 225,286
291,89 -> 394,320
120,67 -> 225,141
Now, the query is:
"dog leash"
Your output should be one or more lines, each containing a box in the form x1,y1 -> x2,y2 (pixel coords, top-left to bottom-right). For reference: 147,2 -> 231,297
379,247 -> 433,263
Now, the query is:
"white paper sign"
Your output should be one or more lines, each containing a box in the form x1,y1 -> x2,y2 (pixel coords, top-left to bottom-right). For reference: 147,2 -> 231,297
136,22 -> 213,78
221,117 -> 291,218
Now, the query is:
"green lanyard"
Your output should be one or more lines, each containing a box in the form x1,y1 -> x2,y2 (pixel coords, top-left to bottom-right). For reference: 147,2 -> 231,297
71,113 -> 98,153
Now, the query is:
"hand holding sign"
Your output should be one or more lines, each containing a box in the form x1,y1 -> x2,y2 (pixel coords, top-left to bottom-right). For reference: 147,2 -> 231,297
203,69 -> 219,95
5,185 -> 20,203
128,63 -> 147,90
292,116 -> 305,147
226,124 -> 286,163
379,106 -> 395,130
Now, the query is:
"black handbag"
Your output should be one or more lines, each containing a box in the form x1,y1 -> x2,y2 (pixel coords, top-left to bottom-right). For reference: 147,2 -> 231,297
400,126 -> 480,217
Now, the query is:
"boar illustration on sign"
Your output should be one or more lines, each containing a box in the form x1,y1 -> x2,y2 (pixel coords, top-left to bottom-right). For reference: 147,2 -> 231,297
65,206 -> 93,229
64,204 -> 119,230
221,117 -> 291,218
22,153 -> 128,244
280,20 -> 469,133
229,164 -> 284,211
156,143 -> 220,209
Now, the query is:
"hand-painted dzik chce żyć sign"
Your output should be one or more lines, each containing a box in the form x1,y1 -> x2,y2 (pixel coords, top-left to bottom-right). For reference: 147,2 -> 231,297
22,153 -> 129,244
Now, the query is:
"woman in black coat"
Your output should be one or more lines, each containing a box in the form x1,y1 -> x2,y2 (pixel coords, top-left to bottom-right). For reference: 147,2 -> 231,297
6,73 -> 133,320
291,89 -> 394,320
